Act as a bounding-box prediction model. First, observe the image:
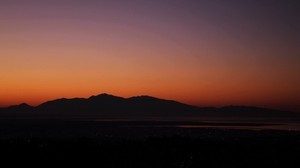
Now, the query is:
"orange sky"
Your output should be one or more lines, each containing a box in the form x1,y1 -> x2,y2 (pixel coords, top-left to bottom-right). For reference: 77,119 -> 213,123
1,1 -> 299,111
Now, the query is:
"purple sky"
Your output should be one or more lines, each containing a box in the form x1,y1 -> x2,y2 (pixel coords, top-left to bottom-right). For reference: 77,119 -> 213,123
1,0 -> 299,111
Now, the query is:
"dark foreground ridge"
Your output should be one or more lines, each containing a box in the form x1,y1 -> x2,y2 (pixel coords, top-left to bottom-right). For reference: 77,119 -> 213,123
0,120 -> 299,167
0,93 -> 299,120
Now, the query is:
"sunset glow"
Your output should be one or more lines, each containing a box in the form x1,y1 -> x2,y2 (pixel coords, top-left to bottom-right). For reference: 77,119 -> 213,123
1,0 -> 299,111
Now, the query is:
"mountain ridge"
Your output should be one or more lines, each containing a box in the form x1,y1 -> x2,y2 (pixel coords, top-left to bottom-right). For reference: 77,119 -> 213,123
0,93 -> 299,120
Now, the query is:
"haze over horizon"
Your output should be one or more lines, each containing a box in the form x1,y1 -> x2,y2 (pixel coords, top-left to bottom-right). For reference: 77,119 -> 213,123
1,0 -> 299,112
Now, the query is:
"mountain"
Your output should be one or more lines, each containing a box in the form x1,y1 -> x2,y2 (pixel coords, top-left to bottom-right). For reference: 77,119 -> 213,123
1,103 -> 33,113
0,93 -> 299,120
35,93 -> 200,117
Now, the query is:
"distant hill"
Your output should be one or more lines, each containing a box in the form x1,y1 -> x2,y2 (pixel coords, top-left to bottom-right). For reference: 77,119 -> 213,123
35,94 -> 200,117
0,93 -> 299,120
0,103 -> 33,113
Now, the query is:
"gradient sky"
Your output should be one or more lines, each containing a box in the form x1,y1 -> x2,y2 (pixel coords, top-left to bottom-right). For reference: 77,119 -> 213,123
1,0 -> 299,111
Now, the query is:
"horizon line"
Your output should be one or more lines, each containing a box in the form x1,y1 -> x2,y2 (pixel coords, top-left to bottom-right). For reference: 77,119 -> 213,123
0,92 -> 294,113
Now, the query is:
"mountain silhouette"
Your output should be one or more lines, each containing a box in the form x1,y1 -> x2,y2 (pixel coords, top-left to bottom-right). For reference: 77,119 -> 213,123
0,103 -> 33,113
35,93 -> 199,117
0,93 -> 299,120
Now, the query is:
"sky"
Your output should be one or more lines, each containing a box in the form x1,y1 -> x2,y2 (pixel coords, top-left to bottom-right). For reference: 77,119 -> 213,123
0,0 -> 299,111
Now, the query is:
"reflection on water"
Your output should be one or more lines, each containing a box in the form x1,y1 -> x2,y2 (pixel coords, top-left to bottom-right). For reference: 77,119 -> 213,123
64,116 -> 300,131
1,118 -> 300,139
116,120 -> 300,131
176,123 -> 300,131
90,117 -> 300,131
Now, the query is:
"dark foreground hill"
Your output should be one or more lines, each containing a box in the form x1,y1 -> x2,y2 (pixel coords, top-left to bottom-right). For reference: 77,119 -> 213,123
0,128 -> 299,167
1,94 -> 299,167
0,93 -> 299,120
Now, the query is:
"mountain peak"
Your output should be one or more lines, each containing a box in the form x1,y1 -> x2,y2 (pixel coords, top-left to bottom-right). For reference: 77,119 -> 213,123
9,103 -> 32,108
97,93 -> 112,96
129,95 -> 158,100
88,93 -> 124,100
19,103 -> 31,106
89,93 -> 115,98
2,103 -> 34,113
